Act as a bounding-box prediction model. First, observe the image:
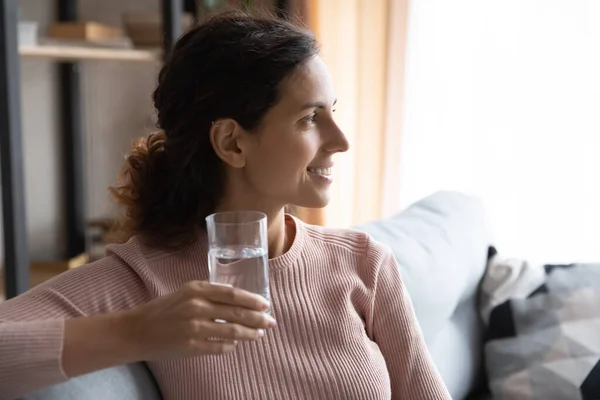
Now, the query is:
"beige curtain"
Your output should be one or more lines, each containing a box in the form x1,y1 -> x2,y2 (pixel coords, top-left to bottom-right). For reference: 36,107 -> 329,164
380,0 -> 410,219
295,0 -> 410,226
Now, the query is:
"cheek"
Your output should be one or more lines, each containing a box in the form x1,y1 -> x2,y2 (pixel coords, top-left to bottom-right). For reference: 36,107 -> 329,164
246,135 -> 316,191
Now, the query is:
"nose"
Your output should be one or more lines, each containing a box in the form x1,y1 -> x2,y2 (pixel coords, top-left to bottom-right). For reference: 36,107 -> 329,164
324,120 -> 350,153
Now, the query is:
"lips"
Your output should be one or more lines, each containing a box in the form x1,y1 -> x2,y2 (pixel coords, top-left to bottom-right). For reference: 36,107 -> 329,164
307,167 -> 332,176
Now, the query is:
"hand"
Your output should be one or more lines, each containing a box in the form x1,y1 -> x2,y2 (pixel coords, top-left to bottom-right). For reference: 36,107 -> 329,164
122,281 -> 276,360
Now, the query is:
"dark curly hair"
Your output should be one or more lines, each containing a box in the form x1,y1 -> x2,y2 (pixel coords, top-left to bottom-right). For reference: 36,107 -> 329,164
109,10 -> 319,250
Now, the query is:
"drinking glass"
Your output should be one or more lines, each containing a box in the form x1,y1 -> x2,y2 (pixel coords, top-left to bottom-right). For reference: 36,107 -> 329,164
205,211 -> 270,310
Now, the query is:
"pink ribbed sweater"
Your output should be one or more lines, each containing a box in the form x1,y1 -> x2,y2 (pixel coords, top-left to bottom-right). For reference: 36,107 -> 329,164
0,216 -> 450,400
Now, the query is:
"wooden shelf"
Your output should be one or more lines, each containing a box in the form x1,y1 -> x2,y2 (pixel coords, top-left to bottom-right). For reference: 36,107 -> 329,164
19,45 -> 162,63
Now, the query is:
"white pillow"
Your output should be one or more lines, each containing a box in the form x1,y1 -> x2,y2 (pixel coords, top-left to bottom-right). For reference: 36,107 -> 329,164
355,191 -> 489,341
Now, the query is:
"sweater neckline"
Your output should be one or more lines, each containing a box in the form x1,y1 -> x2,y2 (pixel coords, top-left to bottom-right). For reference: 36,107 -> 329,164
267,214 -> 305,271
140,214 -> 306,272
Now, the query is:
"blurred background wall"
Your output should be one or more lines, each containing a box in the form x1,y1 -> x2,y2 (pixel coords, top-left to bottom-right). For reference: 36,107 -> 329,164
4,0 -> 600,268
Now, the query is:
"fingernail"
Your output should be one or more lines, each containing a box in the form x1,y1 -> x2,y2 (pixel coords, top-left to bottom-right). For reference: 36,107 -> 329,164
265,315 -> 277,327
261,301 -> 271,311
257,329 -> 265,337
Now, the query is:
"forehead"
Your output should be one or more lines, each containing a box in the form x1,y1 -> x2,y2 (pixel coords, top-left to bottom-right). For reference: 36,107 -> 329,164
278,56 -> 336,108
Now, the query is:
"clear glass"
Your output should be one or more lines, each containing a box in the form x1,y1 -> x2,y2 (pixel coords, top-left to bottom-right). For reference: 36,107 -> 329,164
205,211 -> 270,310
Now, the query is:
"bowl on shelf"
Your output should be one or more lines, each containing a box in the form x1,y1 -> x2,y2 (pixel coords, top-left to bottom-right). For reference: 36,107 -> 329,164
18,21 -> 38,46
123,11 -> 194,48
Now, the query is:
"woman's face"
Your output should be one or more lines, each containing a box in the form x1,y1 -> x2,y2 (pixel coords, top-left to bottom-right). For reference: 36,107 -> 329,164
237,56 -> 350,210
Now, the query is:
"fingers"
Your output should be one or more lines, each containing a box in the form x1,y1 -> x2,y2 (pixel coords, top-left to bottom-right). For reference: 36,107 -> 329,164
204,303 -> 276,330
202,321 -> 266,341
194,340 -> 237,355
189,281 -> 270,312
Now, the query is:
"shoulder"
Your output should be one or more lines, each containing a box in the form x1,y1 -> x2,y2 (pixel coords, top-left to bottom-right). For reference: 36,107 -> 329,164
43,238 -> 154,311
59,250 -> 145,290
302,222 -> 367,253
295,219 -> 399,302
7,250 -> 150,318
298,218 -> 394,264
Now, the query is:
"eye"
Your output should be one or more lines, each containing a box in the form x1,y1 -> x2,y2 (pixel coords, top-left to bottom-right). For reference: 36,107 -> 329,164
303,112 -> 317,125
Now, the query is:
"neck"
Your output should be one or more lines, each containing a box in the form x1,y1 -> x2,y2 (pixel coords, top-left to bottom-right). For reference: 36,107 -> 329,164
217,171 -> 298,257
213,202 -> 293,258
265,209 -> 289,258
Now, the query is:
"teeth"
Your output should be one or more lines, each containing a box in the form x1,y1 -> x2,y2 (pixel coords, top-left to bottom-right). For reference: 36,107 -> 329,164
308,167 -> 332,176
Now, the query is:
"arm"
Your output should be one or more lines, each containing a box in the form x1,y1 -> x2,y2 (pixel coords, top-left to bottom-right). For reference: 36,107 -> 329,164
367,240 -> 452,400
0,253 -> 273,400
0,255 -> 149,399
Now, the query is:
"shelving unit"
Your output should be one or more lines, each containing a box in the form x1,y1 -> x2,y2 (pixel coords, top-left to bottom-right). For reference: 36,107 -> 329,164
0,0 -> 185,299
19,45 -> 162,63
1,0 -> 291,300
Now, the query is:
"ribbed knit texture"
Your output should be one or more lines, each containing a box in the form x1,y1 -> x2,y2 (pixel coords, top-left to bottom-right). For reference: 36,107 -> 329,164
0,216 -> 451,400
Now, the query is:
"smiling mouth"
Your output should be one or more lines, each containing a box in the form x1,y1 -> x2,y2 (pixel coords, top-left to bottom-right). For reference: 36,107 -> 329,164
307,167 -> 332,176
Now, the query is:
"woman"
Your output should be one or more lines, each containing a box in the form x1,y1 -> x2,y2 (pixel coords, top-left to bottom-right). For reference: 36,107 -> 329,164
0,11 -> 451,400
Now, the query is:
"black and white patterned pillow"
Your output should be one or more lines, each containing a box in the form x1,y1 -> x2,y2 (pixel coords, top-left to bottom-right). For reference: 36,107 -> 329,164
482,259 -> 600,400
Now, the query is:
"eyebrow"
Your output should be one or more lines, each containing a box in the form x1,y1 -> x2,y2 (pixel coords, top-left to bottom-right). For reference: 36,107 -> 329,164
300,99 -> 338,111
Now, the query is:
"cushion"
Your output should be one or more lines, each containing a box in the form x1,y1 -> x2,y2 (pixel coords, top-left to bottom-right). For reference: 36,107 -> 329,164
354,190 -> 490,400
17,363 -> 161,400
482,261 -> 600,400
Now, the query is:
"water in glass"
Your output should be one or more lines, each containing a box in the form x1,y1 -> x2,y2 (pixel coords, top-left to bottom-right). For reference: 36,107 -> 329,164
208,245 -> 270,306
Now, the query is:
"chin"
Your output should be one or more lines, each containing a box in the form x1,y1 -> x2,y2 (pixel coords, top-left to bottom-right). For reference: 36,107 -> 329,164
295,194 -> 331,209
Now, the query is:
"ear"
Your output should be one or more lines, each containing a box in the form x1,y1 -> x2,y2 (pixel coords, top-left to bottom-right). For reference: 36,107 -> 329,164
209,119 -> 248,169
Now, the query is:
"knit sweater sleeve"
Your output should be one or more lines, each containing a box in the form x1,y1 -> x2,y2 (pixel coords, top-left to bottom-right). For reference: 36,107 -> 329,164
366,239 -> 451,400
0,254 -> 150,399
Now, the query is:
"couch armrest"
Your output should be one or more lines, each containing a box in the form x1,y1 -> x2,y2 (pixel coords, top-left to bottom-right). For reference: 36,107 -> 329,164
16,363 -> 161,400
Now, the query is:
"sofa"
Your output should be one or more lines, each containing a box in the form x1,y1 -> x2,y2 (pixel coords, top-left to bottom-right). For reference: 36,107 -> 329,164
18,191 -> 491,400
